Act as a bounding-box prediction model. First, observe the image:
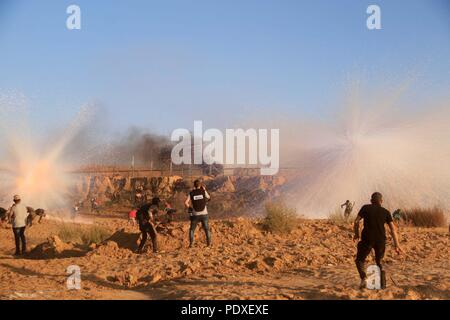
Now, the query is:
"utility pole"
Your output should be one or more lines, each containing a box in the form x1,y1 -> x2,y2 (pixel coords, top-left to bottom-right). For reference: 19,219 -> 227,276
131,155 -> 135,178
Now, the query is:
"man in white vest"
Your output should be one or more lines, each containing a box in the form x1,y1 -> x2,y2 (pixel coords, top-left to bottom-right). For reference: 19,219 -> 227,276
185,180 -> 212,248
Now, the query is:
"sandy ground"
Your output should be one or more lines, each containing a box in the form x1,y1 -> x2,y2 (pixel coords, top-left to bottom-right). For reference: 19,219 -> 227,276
0,213 -> 448,300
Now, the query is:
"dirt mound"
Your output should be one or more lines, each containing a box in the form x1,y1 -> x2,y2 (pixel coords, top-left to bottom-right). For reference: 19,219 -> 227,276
107,271 -> 138,288
245,256 -> 284,273
27,235 -> 85,259
105,229 -> 140,251
156,223 -> 185,238
89,240 -> 134,259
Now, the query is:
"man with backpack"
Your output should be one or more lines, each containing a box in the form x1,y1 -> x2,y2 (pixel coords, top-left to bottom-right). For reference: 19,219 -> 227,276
185,179 -> 212,248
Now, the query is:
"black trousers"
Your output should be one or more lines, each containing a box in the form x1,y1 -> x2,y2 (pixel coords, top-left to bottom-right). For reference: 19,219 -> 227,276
355,240 -> 385,280
138,223 -> 158,253
13,227 -> 26,254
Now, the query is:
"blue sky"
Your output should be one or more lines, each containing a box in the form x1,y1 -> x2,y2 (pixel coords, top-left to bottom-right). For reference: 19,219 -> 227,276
0,0 -> 449,136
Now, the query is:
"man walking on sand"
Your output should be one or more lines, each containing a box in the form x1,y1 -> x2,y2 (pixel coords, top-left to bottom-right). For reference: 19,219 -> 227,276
341,200 -> 355,219
136,202 -> 158,253
353,192 -> 403,289
10,195 -> 29,256
185,179 -> 212,248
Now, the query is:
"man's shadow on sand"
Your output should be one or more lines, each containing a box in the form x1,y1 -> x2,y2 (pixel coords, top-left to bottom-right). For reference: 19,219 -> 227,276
0,229 -> 141,261
0,262 -> 134,292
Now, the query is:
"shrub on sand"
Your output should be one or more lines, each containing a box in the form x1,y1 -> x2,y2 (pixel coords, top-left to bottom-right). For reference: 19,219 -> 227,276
328,207 -> 353,224
262,201 -> 298,234
57,224 -> 111,245
403,207 -> 447,228
81,225 -> 111,245
57,224 -> 81,243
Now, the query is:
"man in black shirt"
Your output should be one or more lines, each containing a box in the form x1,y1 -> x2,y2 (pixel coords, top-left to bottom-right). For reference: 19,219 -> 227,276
353,192 -> 403,289
136,203 -> 158,253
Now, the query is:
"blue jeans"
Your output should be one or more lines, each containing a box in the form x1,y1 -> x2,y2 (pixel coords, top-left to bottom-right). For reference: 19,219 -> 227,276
189,215 -> 211,246
13,227 -> 26,254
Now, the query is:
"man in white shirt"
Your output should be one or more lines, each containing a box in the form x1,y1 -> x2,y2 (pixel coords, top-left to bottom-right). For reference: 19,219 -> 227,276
10,195 -> 29,256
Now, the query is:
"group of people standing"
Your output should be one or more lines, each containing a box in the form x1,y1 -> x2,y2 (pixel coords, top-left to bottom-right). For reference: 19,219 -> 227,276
3,182 -> 405,290
132,183 -> 403,290
131,179 -> 212,254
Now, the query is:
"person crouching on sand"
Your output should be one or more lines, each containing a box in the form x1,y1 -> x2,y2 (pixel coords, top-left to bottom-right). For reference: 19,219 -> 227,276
128,207 -> 137,226
353,192 -> 403,289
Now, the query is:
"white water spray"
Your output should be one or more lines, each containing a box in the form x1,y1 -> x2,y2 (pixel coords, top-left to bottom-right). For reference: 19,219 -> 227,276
283,83 -> 450,217
0,92 -> 93,211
